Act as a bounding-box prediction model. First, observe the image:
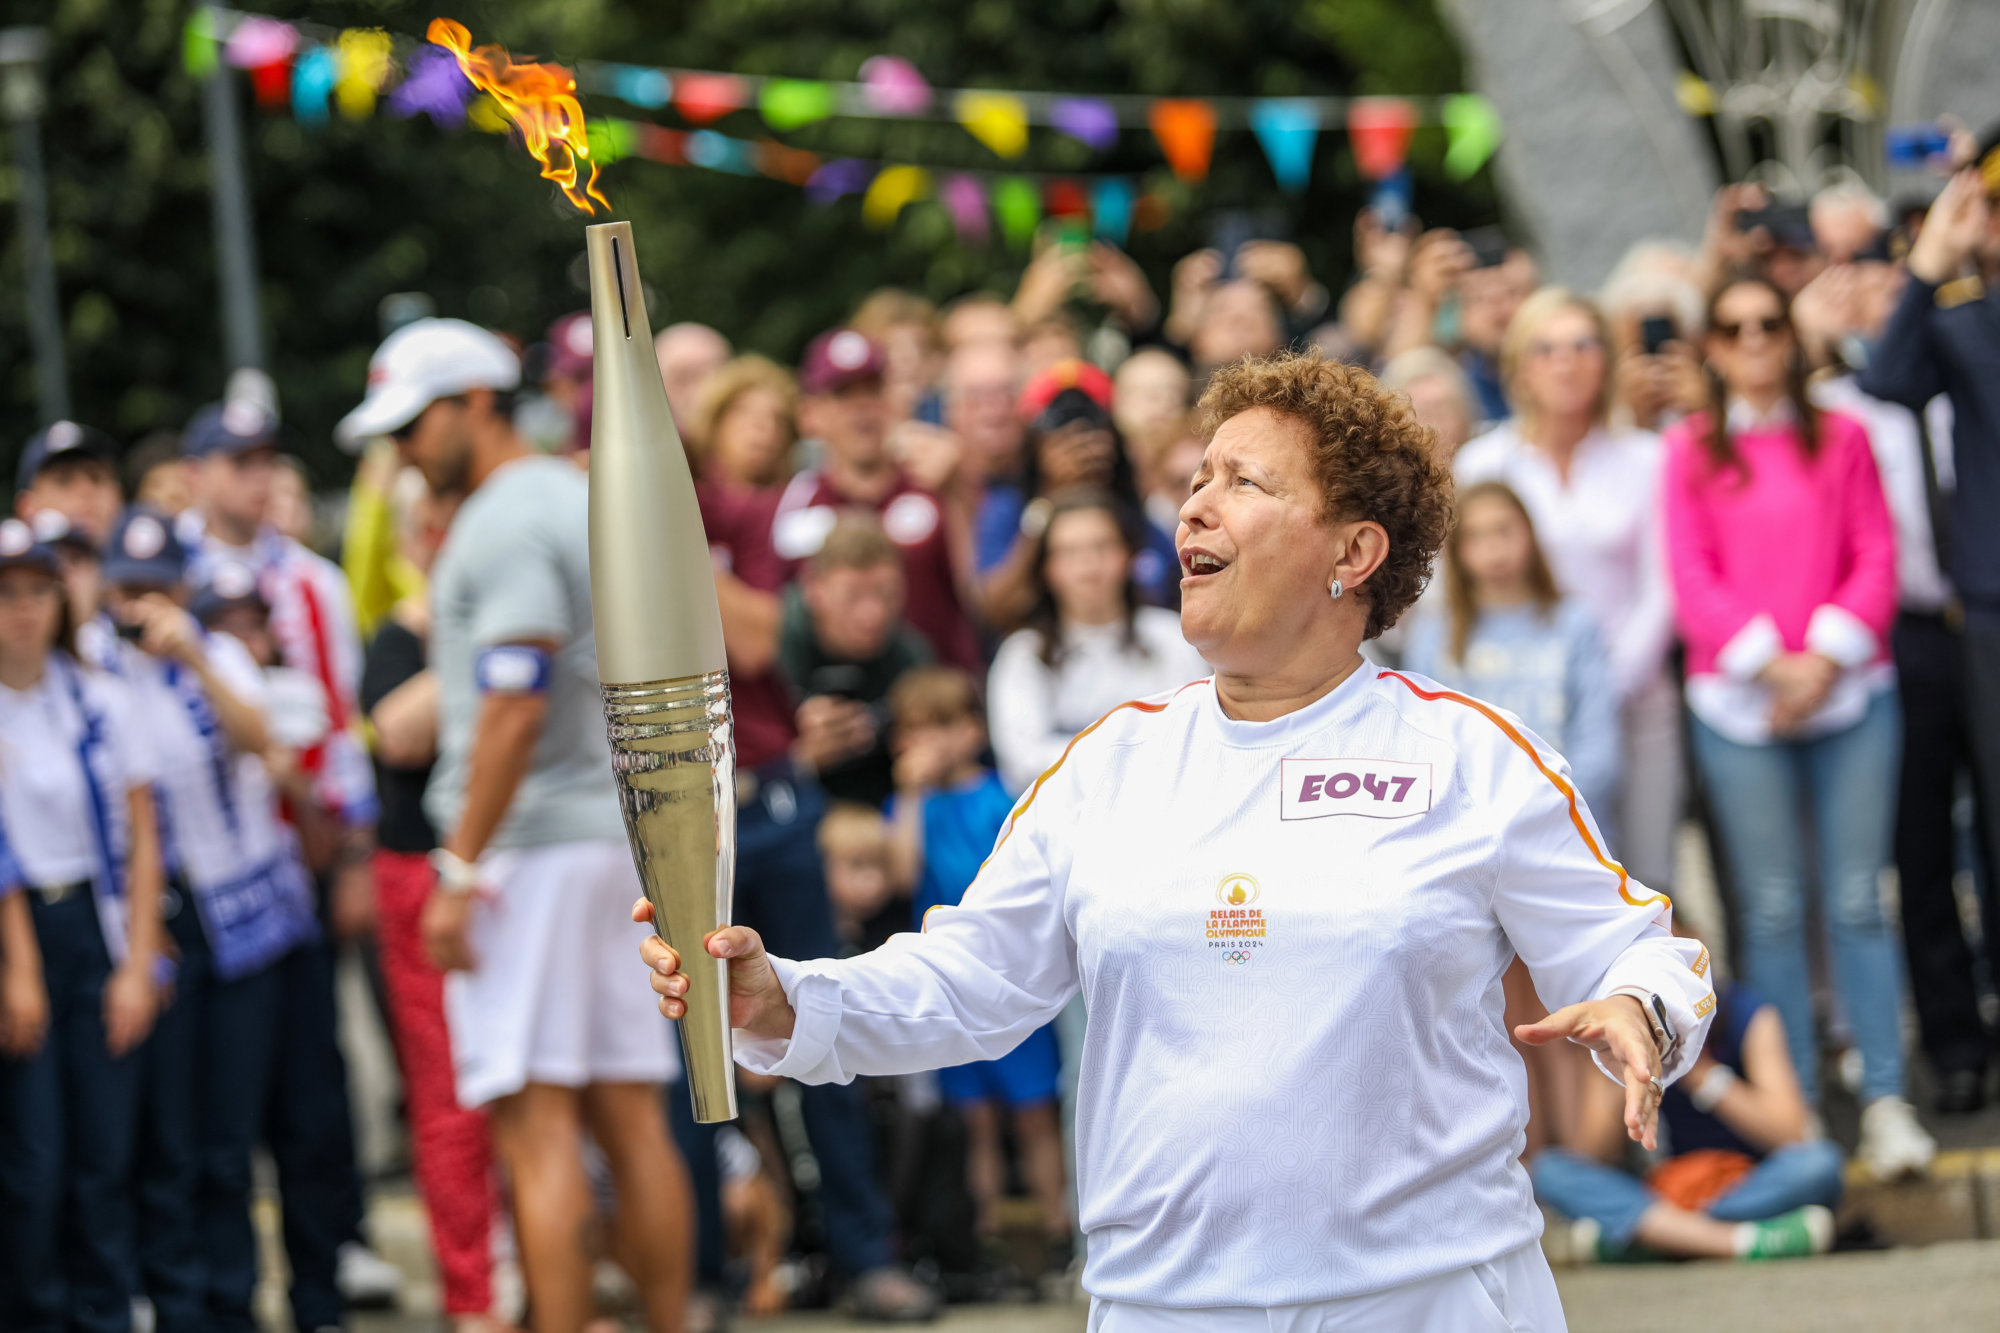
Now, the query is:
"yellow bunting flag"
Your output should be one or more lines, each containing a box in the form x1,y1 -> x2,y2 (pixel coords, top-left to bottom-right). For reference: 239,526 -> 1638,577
863,165 -> 931,228
335,29 -> 394,120
956,91 -> 1029,158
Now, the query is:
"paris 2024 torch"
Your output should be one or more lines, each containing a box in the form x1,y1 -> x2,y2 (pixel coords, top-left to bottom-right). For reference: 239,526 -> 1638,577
584,220 -> 738,1123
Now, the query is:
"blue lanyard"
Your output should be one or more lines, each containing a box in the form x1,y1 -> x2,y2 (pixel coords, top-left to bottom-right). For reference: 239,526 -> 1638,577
54,652 -> 119,903
0,801 -> 23,898
163,651 -> 241,839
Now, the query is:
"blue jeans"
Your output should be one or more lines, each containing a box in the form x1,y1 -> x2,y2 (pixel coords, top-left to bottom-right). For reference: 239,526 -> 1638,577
1690,688 -> 1907,1104
1533,1141 -> 1845,1248
669,765 -> 895,1282
134,893 -> 284,1333
0,892 -> 143,1333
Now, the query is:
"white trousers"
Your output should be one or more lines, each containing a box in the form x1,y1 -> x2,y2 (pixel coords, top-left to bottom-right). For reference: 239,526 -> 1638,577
445,839 -> 679,1108
1087,1241 -> 1566,1333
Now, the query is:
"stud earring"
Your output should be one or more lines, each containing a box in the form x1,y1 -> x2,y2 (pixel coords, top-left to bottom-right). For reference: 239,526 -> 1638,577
1328,580 -> 1344,600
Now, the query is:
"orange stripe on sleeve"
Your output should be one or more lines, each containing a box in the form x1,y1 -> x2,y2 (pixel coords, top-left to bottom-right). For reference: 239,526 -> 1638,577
1379,670 -> 1670,911
978,682 -> 1206,871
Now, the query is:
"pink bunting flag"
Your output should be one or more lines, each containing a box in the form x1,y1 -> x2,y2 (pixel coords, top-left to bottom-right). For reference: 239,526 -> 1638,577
860,56 -> 932,116
941,174 -> 989,244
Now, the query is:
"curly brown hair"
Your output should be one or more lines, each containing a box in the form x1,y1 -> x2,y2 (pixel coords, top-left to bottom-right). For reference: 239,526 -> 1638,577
1196,351 -> 1455,639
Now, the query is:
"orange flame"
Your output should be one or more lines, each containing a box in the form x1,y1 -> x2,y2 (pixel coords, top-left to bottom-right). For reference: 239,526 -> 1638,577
427,18 -> 609,214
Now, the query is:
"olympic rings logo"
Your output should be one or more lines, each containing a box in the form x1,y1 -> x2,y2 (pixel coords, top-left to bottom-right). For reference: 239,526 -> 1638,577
1222,950 -> 1254,966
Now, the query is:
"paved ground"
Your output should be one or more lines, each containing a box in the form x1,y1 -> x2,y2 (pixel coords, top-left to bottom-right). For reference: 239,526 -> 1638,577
338,1239 -> 2000,1332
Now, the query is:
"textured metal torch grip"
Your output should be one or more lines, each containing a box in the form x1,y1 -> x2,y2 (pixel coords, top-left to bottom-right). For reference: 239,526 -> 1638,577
602,670 -> 738,1123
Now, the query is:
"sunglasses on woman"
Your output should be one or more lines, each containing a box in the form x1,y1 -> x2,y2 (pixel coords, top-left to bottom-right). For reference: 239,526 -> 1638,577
1713,316 -> 1786,341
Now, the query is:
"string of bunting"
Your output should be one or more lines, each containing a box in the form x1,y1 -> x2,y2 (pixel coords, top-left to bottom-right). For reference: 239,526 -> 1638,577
183,8 -> 1505,244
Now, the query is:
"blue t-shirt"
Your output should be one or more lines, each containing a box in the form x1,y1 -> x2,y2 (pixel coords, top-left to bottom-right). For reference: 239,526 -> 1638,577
898,770 -> 1017,927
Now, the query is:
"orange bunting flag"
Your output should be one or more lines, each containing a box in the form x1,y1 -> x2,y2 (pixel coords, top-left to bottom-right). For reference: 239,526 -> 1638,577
1347,97 -> 1418,180
1149,99 -> 1217,183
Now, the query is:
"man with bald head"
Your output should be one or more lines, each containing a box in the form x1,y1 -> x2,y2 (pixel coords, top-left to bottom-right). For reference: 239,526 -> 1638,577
654,322 -> 732,434
944,340 -> 1026,485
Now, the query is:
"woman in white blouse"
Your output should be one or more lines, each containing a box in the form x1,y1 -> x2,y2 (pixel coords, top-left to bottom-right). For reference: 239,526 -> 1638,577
988,489 -> 1210,794
1455,287 -> 1680,895
639,354 -> 1712,1329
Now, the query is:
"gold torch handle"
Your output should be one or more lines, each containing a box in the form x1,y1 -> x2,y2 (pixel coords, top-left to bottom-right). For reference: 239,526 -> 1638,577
602,670 -> 738,1122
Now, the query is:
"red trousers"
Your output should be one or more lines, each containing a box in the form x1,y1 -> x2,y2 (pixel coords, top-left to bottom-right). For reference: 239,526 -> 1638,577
376,849 -> 497,1315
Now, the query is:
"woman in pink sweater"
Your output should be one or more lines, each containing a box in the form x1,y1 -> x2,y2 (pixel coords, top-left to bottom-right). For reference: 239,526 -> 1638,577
1663,273 -> 1934,1180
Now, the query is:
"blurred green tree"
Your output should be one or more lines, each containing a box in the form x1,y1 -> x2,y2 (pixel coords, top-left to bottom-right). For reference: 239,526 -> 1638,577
0,0 -> 1493,489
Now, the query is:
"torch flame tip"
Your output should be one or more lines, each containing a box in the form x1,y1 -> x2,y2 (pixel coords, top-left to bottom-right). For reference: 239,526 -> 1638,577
429,16 -> 608,215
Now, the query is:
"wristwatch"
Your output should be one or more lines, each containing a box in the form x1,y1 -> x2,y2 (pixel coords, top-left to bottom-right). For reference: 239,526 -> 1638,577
429,848 -> 484,898
1609,986 -> 1678,1063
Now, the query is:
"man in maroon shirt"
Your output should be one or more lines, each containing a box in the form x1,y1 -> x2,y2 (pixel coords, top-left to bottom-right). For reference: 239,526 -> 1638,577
686,477 -> 939,1320
772,328 -> 983,673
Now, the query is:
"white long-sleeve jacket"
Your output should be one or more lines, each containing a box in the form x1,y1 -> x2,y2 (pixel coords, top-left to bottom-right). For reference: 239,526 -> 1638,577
741,666 -> 1714,1307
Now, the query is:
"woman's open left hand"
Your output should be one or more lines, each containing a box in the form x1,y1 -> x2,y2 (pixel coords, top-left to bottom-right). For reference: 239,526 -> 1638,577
1516,996 -> 1664,1149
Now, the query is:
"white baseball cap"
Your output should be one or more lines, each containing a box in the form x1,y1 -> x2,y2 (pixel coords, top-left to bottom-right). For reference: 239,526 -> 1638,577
335,317 -> 523,451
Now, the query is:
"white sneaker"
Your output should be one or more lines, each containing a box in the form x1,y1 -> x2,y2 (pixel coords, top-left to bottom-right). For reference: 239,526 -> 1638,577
1858,1095 -> 1937,1180
1567,1216 -> 1603,1265
336,1240 -> 405,1309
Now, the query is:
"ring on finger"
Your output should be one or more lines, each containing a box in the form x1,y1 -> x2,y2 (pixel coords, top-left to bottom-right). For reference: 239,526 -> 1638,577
1647,1075 -> 1664,1097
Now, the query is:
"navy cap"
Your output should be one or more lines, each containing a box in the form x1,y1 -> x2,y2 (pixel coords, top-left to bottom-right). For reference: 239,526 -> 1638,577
15,420 -> 119,492
0,518 -> 61,576
101,506 -> 187,589
28,509 -> 99,555
183,399 -> 281,458
189,557 -> 266,625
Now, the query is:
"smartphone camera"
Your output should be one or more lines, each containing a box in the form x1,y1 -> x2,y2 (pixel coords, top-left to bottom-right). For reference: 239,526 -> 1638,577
1639,315 -> 1676,357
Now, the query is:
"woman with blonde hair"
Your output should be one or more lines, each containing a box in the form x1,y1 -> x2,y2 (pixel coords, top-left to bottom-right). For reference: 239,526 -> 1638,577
687,354 -> 799,492
1456,286 -> 1678,897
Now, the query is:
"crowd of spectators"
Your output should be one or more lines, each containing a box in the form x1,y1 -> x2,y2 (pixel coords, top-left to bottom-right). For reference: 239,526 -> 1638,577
3,119 -> 1998,1329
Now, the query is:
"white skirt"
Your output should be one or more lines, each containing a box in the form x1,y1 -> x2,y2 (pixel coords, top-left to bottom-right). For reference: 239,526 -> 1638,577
1087,1240 -> 1564,1333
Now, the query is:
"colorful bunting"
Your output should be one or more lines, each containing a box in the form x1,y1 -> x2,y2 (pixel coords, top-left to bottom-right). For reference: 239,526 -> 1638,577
676,72 -> 748,125
1044,178 -> 1089,219
587,117 -> 640,163
993,176 -> 1041,247
760,79 -> 835,131
1250,99 -> 1319,194
941,174 -> 990,244
1050,97 -> 1119,151
807,158 -> 878,204
1091,177 -> 1134,244
389,44 -> 474,127
1150,100 -> 1217,183
1441,94 -> 1502,180
602,63 -> 673,109
182,9 -> 220,77
335,29 -> 394,121
860,56 -> 932,116
1347,97 -> 1418,180
957,91 -> 1030,159
224,15 -> 297,69
291,45 -> 338,127
863,165 -> 930,227
686,129 -> 759,175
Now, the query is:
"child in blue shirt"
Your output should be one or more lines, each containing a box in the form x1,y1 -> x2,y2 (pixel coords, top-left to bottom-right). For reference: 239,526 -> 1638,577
885,666 -> 1071,1277
1404,480 -> 1622,828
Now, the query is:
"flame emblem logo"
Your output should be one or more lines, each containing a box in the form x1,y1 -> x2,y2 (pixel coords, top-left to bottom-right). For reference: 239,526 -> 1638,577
1215,873 -> 1260,907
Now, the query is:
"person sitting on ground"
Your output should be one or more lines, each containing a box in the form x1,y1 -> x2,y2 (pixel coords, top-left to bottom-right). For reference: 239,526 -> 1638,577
1533,958 -> 1844,1263
817,802 -> 901,955
987,489 -> 1210,794
779,513 -> 934,809
885,667 -> 1072,1286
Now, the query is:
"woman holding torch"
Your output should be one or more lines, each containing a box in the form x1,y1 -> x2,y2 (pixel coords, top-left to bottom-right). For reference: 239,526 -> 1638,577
641,353 -> 1713,1328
